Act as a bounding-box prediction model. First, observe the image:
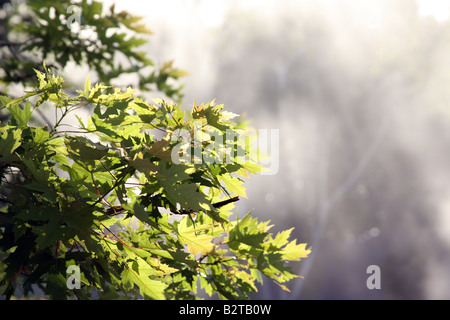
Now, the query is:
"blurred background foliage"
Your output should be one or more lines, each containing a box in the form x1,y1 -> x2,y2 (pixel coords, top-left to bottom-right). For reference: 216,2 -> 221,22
0,0 -> 187,100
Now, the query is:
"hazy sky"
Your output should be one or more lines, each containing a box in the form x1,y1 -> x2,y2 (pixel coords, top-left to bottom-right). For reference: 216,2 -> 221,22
105,0 -> 450,25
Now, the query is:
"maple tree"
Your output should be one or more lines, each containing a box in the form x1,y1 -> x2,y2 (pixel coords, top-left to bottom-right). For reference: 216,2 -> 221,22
0,0 -> 310,299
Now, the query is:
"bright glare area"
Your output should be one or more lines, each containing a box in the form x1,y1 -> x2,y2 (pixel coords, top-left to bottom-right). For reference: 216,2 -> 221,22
105,0 -> 450,25
417,0 -> 450,21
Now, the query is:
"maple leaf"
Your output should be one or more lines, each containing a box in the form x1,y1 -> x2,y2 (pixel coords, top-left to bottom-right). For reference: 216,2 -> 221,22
145,137 -> 172,161
177,217 -> 215,257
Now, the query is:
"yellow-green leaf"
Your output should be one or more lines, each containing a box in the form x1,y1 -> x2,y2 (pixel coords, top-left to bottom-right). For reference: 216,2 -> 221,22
220,173 -> 247,198
281,241 -> 311,261
177,217 -> 215,256
85,74 -> 91,96
121,261 -> 167,300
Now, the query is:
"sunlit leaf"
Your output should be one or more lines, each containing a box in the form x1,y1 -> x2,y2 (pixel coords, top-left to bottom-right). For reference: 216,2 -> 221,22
177,217 -> 215,256
0,41 -> 309,300
121,260 -> 167,300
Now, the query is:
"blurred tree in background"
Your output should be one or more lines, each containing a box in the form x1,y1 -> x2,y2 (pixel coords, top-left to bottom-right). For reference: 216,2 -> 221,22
0,0 -> 187,99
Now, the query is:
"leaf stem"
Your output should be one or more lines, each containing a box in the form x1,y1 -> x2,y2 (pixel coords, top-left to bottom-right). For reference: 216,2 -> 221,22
98,221 -> 134,248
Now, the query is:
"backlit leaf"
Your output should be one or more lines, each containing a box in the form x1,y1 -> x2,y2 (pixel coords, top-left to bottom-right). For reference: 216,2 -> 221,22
177,217 -> 215,256
121,261 -> 167,300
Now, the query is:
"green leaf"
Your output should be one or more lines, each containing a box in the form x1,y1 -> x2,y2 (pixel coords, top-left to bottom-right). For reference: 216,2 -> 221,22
228,213 -> 269,250
128,152 -> 158,176
257,253 -> 299,285
62,206 -> 96,232
129,98 -> 156,123
204,102 -> 230,130
165,183 -> 212,212
146,138 -> 172,161
271,228 -> 294,249
34,215 -> 63,249
66,136 -> 110,160
157,164 -> 215,213
119,123 -> 142,139
241,163 -> 263,174
84,74 -> 91,96
177,217 -> 215,256
123,250 -> 178,276
0,95 -> 11,109
7,100 -> 32,127
33,126 -> 50,144
89,83 -> 109,101
220,173 -> 247,198
280,241 -> 311,261
0,128 -> 21,162
121,261 -> 167,300
157,162 -> 193,185
45,273 -> 67,300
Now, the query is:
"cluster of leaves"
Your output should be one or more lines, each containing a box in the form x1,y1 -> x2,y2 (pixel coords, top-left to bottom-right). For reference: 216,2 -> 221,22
0,65 -> 310,299
0,0 -> 186,100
